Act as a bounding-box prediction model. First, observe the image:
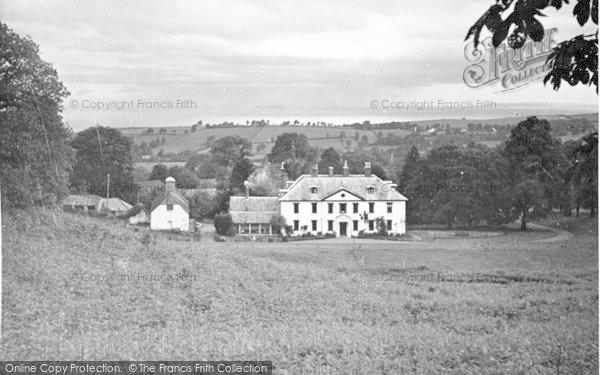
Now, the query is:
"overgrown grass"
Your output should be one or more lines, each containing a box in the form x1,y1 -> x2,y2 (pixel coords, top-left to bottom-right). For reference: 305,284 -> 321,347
1,208 -> 597,374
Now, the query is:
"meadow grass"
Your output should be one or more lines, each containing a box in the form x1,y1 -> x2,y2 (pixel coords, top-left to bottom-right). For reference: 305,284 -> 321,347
0,209 -> 597,374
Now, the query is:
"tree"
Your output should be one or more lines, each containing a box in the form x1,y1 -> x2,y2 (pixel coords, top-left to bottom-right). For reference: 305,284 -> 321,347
210,136 -> 252,166
149,164 -> 168,181
267,133 -> 311,164
267,133 -> 316,179
319,148 -> 342,174
248,164 -> 281,196
504,116 -> 558,229
229,157 -> 254,192
571,132 -> 598,216
188,191 -> 217,220
398,145 -> 420,191
70,126 -> 134,200
465,0 -> 598,92
214,213 -> 234,235
167,166 -> 199,189
0,22 -> 73,207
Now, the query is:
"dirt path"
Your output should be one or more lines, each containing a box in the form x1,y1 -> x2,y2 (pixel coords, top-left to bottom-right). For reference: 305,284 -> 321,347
526,222 -> 574,243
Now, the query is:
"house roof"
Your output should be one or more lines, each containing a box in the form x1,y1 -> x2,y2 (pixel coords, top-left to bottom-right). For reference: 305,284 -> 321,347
150,190 -> 190,214
99,197 -> 133,212
229,196 -> 279,224
279,174 -> 408,201
62,194 -> 103,207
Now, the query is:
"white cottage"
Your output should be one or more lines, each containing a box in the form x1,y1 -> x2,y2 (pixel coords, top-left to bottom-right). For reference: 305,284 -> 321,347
150,177 -> 190,231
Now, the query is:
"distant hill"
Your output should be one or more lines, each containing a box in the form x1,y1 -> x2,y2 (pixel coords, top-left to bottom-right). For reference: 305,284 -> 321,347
121,113 -> 597,159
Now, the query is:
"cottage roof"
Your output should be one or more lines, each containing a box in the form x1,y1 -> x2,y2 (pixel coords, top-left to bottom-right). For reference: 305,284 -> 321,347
229,196 -> 279,224
279,175 -> 408,201
62,194 -> 103,207
99,197 -> 133,212
150,190 -> 190,214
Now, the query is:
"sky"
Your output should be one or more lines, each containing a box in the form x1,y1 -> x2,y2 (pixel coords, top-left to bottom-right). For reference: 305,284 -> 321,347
2,0 -> 598,130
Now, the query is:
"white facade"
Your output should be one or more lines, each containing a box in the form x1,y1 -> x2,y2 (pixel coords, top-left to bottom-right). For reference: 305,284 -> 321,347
150,204 -> 189,231
278,163 -> 408,237
150,177 -> 190,231
280,195 -> 406,237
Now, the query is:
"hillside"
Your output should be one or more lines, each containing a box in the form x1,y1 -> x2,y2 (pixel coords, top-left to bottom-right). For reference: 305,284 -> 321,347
1,208 -> 597,373
123,113 -> 597,159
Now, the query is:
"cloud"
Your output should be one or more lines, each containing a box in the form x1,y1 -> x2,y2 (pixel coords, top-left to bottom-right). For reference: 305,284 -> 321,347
1,0 -> 597,128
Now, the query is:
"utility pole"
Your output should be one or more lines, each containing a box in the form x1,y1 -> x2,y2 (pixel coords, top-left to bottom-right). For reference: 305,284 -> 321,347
106,173 -> 110,199
0,180 -> 3,341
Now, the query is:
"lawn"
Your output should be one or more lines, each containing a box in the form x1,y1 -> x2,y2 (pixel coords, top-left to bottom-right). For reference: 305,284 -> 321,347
1,209 -> 597,374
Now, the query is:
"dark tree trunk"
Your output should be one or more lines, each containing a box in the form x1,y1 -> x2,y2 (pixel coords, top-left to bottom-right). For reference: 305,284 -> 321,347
520,210 -> 527,231
576,205 -> 580,217
591,206 -> 596,218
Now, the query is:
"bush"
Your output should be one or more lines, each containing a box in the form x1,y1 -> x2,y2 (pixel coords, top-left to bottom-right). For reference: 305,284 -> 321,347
214,213 -> 234,236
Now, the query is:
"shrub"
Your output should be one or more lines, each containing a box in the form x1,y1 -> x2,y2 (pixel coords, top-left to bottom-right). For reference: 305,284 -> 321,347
214,213 -> 234,236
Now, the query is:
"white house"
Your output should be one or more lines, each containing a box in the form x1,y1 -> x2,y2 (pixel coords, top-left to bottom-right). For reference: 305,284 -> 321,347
229,161 -> 407,238
150,177 -> 190,231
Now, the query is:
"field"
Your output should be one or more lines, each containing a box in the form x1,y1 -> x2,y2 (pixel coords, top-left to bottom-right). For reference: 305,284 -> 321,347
1,209 -> 597,374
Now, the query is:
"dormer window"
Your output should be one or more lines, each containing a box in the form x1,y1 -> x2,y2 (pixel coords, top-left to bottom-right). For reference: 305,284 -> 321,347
367,185 -> 375,194
310,186 -> 318,194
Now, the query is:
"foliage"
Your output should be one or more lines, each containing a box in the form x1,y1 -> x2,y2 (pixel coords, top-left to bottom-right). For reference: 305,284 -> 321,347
270,214 -> 291,236
465,0 -> 598,92
210,136 -> 252,166
375,217 -> 388,236
149,164 -> 168,181
229,157 -> 254,192
248,164 -> 282,196
166,166 -> 199,189
188,191 -> 218,221
70,126 -> 135,201
0,22 -> 73,207
267,133 -> 317,179
214,212 -> 234,236
318,148 -> 342,174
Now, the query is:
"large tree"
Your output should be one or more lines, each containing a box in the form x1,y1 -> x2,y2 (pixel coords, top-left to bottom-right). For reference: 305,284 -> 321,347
0,22 -> 73,207
70,126 -> 134,200
210,136 -> 252,166
318,148 -> 342,174
466,0 -> 598,92
503,116 -> 558,229
267,133 -> 316,179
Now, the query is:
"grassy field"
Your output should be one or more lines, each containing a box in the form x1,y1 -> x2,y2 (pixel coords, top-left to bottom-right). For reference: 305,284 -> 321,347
1,209 -> 597,374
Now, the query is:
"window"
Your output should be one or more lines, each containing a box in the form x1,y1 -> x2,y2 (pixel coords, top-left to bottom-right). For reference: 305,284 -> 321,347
312,220 -> 317,231
310,187 -> 318,194
353,220 -> 358,231
328,220 -> 334,231
369,202 -> 374,213
328,203 -> 333,214
387,220 -> 392,230
367,185 -> 375,194
251,224 -> 260,234
353,203 -> 359,213
387,202 -> 393,213
293,220 -> 299,231
294,203 -> 299,214
312,203 -> 317,213
368,220 -> 374,231
340,203 -> 347,214
167,204 -> 173,211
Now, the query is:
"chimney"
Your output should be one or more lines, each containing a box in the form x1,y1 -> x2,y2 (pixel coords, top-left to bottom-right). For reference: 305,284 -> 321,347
311,164 -> 318,177
343,160 -> 349,177
244,180 -> 249,199
364,162 -> 372,177
328,166 -> 334,176
165,176 -> 176,193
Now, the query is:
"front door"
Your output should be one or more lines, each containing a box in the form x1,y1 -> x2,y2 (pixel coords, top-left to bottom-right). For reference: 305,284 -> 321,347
339,222 -> 347,237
